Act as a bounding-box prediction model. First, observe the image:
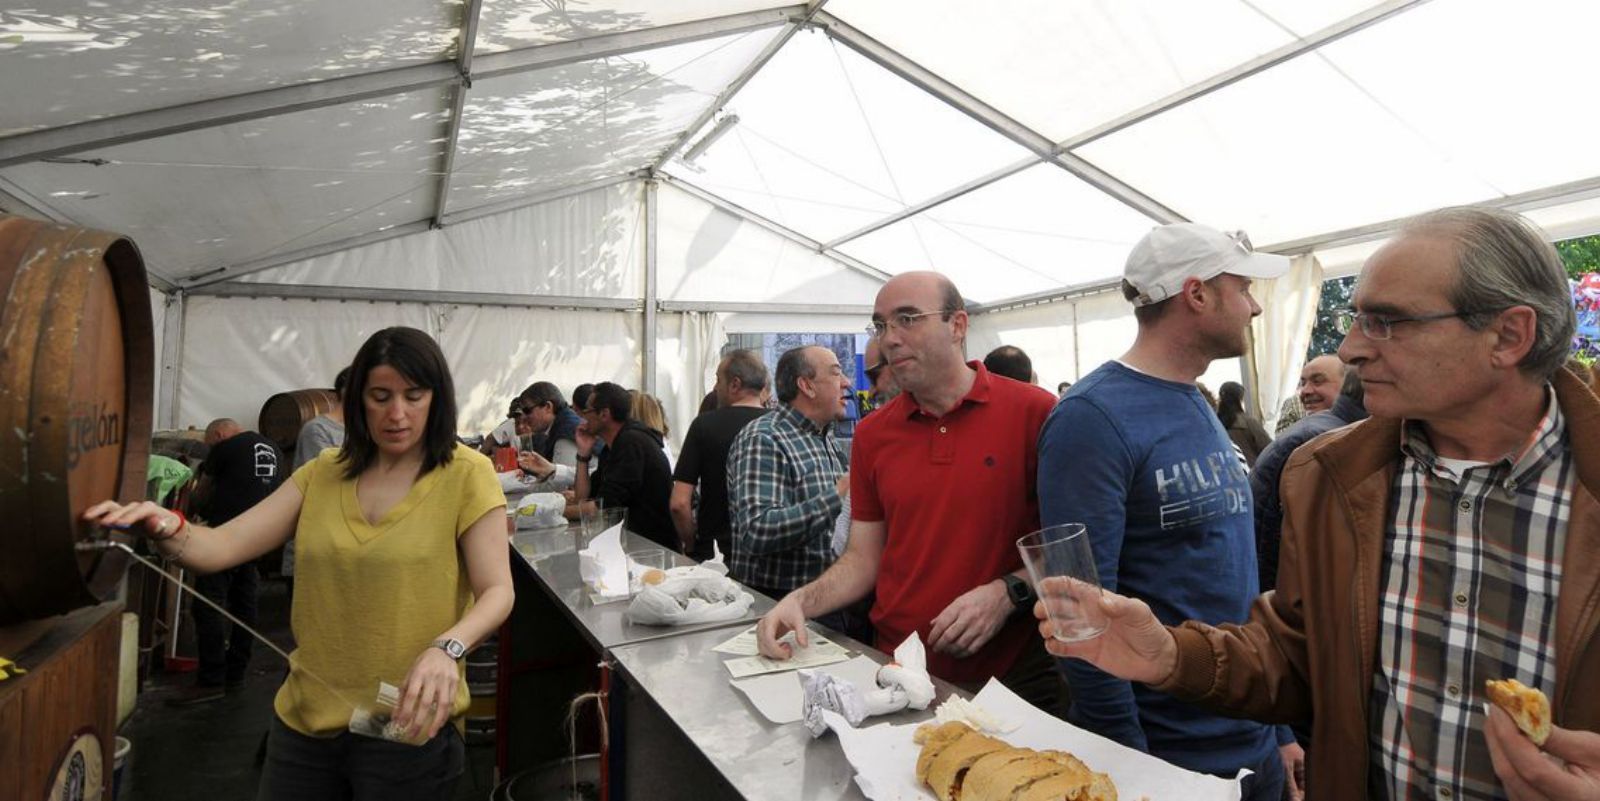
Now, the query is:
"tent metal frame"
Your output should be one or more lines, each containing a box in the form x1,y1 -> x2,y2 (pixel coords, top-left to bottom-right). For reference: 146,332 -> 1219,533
431,0 -> 486,228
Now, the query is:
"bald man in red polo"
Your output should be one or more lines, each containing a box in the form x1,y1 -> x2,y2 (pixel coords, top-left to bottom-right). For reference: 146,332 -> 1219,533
756,271 -> 1065,716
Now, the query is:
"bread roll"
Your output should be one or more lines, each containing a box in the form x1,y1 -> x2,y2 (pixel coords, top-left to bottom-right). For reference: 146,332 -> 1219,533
915,724 -> 1116,801
640,569 -> 667,586
1486,678 -> 1551,746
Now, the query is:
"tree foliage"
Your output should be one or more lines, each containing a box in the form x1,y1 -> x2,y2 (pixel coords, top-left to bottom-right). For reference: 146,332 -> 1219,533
1558,233 -> 1600,279
1305,276 -> 1356,361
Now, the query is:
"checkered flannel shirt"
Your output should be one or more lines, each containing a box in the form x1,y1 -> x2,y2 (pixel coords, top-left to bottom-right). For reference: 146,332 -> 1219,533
1371,388 -> 1570,801
725,403 -> 848,591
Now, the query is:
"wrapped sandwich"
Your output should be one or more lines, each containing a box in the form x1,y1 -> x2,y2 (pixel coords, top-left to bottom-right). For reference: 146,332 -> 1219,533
914,721 -> 1116,801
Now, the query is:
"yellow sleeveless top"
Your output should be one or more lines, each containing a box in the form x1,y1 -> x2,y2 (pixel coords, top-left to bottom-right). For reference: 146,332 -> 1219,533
274,443 -> 504,736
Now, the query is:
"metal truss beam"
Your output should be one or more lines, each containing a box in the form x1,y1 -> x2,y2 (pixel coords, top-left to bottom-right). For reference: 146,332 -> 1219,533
813,11 -> 1184,225
967,279 -> 1122,316
1262,172 -> 1600,255
180,172 -> 643,290
431,0 -> 485,227
187,282 -> 643,311
659,173 -> 892,284
654,2 -> 825,170
157,290 -> 187,429
824,155 -> 1037,249
1057,0 -> 1432,151
0,7 -> 804,169
644,179 -> 660,394
658,300 -> 871,315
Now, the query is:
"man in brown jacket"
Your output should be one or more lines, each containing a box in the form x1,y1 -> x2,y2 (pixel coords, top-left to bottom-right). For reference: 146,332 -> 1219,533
1041,206 -> 1600,801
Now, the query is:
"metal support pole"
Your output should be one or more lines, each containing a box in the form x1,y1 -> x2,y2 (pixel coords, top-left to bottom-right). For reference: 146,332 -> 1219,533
643,179 -> 659,396
158,289 -> 187,430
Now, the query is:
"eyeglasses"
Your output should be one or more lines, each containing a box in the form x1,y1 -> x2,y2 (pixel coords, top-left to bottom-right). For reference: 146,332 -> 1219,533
865,310 -> 947,337
1335,308 -> 1503,341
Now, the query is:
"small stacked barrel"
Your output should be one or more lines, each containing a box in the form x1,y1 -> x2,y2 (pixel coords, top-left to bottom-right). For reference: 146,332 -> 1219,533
0,214 -> 152,624
465,635 -> 499,745
258,389 -> 339,455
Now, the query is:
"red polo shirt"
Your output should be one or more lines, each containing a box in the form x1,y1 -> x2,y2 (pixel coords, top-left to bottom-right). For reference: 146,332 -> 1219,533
851,361 -> 1056,683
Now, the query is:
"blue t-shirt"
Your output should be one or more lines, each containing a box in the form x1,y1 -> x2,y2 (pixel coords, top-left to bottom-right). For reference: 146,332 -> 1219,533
1037,360 -> 1278,776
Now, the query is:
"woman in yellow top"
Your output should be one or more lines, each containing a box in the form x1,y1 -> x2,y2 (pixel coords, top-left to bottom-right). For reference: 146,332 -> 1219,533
85,326 -> 513,801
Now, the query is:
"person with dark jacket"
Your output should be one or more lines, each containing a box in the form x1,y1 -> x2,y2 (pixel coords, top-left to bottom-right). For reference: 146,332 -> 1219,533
172,418 -> 285,705
571,382 -> 675,548
1216,381 -> 1272,466
515,381 -> 584,491
1249,368 -> 1366,592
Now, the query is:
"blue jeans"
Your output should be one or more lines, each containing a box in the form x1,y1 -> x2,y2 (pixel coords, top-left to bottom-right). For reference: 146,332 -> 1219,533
256,716 -> 464,801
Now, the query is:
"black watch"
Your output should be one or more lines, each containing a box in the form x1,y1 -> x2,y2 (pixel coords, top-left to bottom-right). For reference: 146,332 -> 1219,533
1002,574 -> 1036,611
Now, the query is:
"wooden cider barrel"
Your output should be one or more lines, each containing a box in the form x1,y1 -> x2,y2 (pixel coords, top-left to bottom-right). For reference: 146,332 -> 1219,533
0,215 -> 153,624
258,389 -> 339,453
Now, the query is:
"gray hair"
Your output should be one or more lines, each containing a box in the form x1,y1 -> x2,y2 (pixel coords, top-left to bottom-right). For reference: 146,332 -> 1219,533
774,346 -> 819,404
1401,206 -> 1575,380
722,349 -> 768,393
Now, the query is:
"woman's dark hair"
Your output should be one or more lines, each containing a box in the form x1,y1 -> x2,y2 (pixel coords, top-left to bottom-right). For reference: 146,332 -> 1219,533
339,327 -> 459,479
519,381 -> 569,414
1216,381 -> 1246,429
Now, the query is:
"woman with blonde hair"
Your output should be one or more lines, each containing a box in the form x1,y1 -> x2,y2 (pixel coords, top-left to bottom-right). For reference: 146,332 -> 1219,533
629,390 -> 675,468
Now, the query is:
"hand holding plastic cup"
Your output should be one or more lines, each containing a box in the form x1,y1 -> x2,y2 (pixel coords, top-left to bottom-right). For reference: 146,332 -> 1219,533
1017,523 -> 1107,642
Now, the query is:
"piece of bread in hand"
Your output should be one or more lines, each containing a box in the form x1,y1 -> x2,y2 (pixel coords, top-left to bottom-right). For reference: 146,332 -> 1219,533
1485,678 -> 1551,746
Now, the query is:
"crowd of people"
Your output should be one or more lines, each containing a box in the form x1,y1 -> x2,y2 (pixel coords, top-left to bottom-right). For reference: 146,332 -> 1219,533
83,203 -> 1600,801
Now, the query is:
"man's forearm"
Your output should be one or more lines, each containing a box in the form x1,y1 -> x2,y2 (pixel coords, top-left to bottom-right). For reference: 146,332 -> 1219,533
795,547 -> 875,618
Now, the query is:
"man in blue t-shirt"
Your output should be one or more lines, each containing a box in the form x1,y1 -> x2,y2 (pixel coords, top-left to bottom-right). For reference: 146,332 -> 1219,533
1037,224 -> 1296,801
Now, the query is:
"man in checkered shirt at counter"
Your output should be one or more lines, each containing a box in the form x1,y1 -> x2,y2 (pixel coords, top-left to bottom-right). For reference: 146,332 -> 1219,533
727,345 -> 852,623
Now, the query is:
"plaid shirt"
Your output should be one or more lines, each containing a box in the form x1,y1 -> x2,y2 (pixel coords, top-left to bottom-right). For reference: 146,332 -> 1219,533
726,404 -> 848,591
1371,388 -> 1570,801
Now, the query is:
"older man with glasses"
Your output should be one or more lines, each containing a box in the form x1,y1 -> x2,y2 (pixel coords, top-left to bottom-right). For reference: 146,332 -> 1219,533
754,271 -> 1068,719
1041,206 -> 1600,801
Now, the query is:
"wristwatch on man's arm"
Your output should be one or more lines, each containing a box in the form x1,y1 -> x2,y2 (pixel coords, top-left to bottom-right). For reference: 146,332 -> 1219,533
1002,573 -> 1037,614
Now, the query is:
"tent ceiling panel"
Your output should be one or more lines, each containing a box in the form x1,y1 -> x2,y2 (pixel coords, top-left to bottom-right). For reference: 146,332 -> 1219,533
0,0 -> 460,135
827,0 -> 1386,143
1313,0 -> 1600,198
1075,52 -> 1499,245
836,163 -> 1158,302
475,0 -> 788,53
655,180 -> 882,305
240,181 -> 646,299
446,27 -> 780,212
0,87 -> 451,279
664,30 -> 1032,241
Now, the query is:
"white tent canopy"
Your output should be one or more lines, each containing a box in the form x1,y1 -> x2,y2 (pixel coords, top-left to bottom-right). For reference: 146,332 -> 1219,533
6,0 -> 1600,441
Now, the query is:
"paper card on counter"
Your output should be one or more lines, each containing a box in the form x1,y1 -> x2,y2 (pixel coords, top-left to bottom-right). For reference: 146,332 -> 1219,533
577,522 -> 628,599
731,655 -> 883,724
825,679 -> 1246,801
712,625 -> 844,657
723,640 -> 850,678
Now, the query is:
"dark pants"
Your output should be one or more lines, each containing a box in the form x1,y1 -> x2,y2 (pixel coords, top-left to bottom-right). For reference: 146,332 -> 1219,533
1237,743 -> 1286,801
957,634 -> 1072,722
192,563 -> 259,686
257,716 -> 465,801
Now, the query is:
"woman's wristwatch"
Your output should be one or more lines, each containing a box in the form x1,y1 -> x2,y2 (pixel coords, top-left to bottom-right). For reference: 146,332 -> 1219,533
431,638 -> 467,661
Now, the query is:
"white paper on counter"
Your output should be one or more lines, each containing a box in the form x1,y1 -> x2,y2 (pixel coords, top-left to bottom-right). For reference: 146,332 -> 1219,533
732,655 -> 884,724
712,625 -> 845,657
577,522 -> 628,599
824,679 -> 1246,801
723,638 -> 851,678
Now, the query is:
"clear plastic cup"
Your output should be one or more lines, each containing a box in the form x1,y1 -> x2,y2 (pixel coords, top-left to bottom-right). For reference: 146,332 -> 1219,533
1017,523 -> 1107,642
627,548 -> 668,594
580,504 -> 626,545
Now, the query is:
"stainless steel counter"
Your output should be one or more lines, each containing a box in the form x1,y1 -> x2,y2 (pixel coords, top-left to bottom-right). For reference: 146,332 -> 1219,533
509,523 -> 775,651
606,623 -> 965,801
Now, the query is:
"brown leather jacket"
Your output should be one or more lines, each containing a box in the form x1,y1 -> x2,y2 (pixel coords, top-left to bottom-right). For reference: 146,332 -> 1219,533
1153,366 -> 1600,799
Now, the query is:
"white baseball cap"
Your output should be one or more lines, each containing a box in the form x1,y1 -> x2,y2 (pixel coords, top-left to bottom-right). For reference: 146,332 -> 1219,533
1122,223 -> 1290,307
